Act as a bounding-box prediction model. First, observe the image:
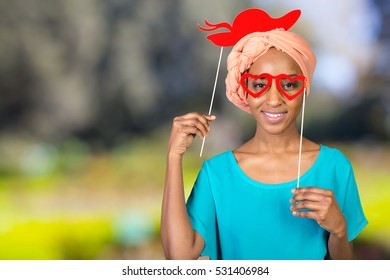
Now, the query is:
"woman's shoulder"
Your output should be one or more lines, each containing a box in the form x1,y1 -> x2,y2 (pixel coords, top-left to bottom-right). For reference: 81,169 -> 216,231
319,144 -> 352,168
301,138 -> 349,162
205,150 -> 233,165
200,150 -> 236,177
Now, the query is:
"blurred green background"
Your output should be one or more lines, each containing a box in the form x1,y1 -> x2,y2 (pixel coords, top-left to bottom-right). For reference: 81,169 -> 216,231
0,0 -> 389,259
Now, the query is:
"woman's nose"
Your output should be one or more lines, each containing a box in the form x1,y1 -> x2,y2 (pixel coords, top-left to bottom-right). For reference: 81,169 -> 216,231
266,81 -> 283,106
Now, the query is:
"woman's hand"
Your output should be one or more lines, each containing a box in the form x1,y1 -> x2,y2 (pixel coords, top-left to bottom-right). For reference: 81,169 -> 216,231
290,187 -> 347,238
168,113 -> 216,157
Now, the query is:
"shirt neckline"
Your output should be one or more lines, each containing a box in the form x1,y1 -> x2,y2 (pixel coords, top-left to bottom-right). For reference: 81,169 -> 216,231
227,144 -> 325,188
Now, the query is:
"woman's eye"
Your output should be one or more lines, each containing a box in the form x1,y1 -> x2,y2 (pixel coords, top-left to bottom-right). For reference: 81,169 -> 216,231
254,83 -> 266,88
282,82 -> 296,90
250,79 -> 268,90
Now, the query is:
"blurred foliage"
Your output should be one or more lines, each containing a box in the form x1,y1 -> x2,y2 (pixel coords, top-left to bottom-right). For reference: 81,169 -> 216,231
341,144 -> 390,259
0,135 -> 389,259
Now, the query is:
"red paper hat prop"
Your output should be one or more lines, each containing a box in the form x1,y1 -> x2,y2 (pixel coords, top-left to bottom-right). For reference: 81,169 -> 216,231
198,9 -> 301,46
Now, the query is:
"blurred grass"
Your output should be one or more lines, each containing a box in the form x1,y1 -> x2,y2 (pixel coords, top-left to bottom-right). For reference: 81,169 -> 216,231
0,135 -> 168,260
329,143 -> 390,259
0,134 -> 389,259
0,217 -> 112,259
344,145 -> 390,253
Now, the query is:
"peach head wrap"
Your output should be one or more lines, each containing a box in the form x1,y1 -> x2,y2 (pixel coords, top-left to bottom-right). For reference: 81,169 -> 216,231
225,29 -> 317,113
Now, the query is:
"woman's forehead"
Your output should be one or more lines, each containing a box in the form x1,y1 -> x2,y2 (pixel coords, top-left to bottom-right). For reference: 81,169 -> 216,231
249,48 -> 302,75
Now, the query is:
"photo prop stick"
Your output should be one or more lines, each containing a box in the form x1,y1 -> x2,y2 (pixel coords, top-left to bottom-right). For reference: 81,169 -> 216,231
198,8 -> 301,157
198,46 -> 223,157
297,84 -> 307,189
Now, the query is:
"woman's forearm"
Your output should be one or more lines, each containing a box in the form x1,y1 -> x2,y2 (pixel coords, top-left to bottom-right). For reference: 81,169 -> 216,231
327,229 -> 353,259
161,153 -> 202,259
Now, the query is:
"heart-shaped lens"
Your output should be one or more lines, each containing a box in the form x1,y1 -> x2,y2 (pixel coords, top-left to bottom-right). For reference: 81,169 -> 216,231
240,73 -> 272,98
276,74 -> 305,100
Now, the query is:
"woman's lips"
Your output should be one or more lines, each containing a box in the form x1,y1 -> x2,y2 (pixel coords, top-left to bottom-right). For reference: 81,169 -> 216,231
261,110 -> 287,123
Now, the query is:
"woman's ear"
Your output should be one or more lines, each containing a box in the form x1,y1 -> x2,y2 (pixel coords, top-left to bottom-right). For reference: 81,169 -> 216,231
304,80 -> 308,96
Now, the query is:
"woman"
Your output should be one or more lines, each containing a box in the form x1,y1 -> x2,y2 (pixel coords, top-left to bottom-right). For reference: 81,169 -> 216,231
161,10 -> 367,260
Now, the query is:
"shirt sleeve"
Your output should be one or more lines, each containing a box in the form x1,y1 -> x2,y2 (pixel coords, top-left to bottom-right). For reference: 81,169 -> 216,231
186,161 -> 220,259
339,161 -> 368,242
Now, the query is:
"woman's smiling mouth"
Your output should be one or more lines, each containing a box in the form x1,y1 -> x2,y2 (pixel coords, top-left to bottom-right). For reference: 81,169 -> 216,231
261,110 -> 287,123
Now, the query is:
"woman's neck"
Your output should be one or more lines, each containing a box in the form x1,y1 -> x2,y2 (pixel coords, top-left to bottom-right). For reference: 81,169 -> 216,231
249,125 -> 301,154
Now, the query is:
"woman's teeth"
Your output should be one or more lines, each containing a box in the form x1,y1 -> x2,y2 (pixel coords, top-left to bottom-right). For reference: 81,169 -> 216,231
264,112 -> 285,118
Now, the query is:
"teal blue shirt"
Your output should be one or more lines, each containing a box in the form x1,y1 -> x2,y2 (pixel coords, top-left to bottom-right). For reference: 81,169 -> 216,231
186,145 -> 368,260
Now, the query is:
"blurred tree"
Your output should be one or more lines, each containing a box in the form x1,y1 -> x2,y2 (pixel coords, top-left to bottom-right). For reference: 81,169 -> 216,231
0,0 -> 252,147
0,0 -> 387,147
370,0 -> 390,139
305,0 -> 389,142
341,0 -> 390,142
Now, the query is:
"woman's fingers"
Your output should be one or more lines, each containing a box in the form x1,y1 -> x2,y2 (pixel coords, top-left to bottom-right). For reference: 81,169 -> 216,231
291,209 -> 318,220
290,187 -> 333,203
290,187 -> 333,211
180,125 -> 204,140
185,113 -> 216,129
291,200 -> 324,212
179,118 -> 209,138
178,113 -> 216,138
292,187 -> 333,196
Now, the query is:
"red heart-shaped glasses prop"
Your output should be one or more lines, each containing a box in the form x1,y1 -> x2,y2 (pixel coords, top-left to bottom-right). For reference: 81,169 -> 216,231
240,73 -> 306,101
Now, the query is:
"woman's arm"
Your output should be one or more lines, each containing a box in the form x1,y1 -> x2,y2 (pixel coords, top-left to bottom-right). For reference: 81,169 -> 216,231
161,113 -> 215,259
161,153 -> 205,259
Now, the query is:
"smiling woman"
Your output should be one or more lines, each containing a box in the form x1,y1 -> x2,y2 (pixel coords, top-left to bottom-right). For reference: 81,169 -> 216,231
160,8 -> 368,260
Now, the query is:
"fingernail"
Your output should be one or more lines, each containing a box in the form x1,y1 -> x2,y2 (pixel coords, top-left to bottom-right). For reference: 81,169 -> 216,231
291,188 -> 297,193
292,211 -> 297,216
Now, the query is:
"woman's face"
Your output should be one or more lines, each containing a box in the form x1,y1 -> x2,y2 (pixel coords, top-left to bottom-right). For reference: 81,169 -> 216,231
246,48 -> 304,136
